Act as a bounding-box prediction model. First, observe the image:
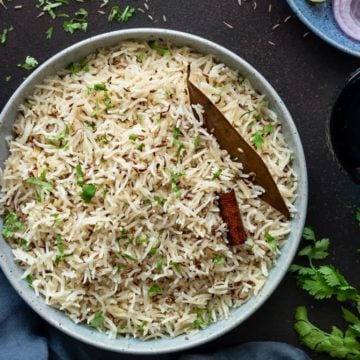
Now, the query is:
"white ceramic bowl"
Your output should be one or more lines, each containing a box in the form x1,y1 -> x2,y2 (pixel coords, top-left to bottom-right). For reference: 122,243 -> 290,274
0,28 -> 308,354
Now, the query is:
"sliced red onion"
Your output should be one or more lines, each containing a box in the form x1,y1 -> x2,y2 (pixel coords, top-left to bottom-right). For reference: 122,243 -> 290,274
333,0 -> 360,41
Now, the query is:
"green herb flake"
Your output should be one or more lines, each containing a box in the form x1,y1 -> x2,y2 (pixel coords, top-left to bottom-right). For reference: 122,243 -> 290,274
18,56 -> 39,71
119,6 -> 135,22
27,170 -> 53,196
173,126 -> 180,140
0,25 -> 14,45
170,170 -> 184,197
194,135 -> 200,149
265,232 -> 277,252
137,143 -> 145,151
121,252 -> 136,261
108,5 -> 135,22
148,41 -> 170,56
66,59 -> 89,74
80,184 -> 96,203
149,243 -> 160,257
129,134 -> 138,141
170,260 -> 181,273
5,75 -> 11,82
212,169 -> 222,180
156,258 -> 163,271
75,165 -> 84,186
108,5 -> 121,21
191,319 -> 206,329
89,311 -> 104,327
55,234 -> 65,264
46,26 -> 54,39
252,124 -> 273,149
46,124 -> 69,148
356,208 -> 360,226
136,52 -> 146,62
63,19 -> 88,34
84,121 -> 96,131
2,210 -> 24,238
213,253 -> 225,266
137,320 -> 148,330
154,196 -> 166,206
148,283 -> 163,297
93,82 -> 107,91
26,274 -> 34,286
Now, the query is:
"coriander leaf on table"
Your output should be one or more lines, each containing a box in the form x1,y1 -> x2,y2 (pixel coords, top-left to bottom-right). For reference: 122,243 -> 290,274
291,228 -> 360,302
292,226 -> 360,359
356,208 -> 360,226
295,306 -> 360,359
18,56 -> 39,71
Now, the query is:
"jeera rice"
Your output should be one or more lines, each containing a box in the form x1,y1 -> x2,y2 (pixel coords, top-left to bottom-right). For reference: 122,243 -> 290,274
0,41 -> 297,339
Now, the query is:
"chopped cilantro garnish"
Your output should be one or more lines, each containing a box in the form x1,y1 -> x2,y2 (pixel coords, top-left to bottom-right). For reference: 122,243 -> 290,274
129,134 -> 138,141
265,232 -> 277,252
148,283 -> 163,297
148,243 -> 160,257
137,320 -> 148,330
137,143 -> 145,151
0,25 -> 13,45
170,170 -> 184,197
84,121 -> 96,131
46,26 -> 54,39
27,170 -> 53,196
170,260 -> 181,273
156,258 -> 163,271
137,237 -> 149,245
213,253 -> 225,265
191,319 -> 206,329
154,196 -> 166,206
148,41 -> 170,56
75,164 -> 84,186
108,5 -> 121,21
108,5 -> 135,22
194,135 -> 200,149
175,142 -> 184,163
55,234 -> 67,264
121,252 -> 136,261
63,19 -> 88,34
136,52 -> 146,62
252,124 -> 273,149
89,311 -> 103,327
96,135 -> 110,144
20,238 -> 28,251
38,0 -> 69,19
26,274 -> 34,286
18,56 -> 39,71
75,7 -> 88,20
212,169 -> 222,180
46,124 -> 69,148
2,210 -> 24,238
66,59 -> 89,74
173,126 -> 180,140
80,184 -> 96,203
119,6 -> 135,22
93,82 -> 107,91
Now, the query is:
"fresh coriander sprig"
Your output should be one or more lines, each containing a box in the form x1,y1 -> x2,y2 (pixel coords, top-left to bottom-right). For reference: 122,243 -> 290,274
2,210 -> 24,238
291,227 -> 360,358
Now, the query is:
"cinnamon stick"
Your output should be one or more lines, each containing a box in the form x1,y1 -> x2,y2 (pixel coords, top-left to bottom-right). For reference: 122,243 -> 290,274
218,190 -> 247,245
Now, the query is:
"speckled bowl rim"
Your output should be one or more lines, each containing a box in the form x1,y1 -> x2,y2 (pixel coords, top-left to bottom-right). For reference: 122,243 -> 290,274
287,0 -> 360,58
0,28 -> 308,354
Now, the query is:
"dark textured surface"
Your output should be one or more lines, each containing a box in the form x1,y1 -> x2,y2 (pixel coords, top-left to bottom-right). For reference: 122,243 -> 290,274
1,1 -> 360,359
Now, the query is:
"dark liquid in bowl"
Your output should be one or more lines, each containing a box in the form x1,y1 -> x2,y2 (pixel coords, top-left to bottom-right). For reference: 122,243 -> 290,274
330,70 -> 360,183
